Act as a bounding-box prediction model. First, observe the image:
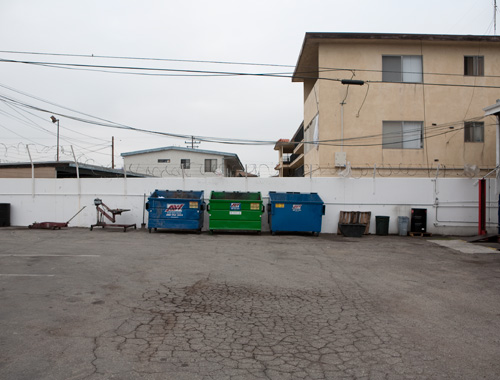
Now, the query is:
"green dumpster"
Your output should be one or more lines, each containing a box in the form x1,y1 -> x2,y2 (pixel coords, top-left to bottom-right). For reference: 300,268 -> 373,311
208,191 -> 264,233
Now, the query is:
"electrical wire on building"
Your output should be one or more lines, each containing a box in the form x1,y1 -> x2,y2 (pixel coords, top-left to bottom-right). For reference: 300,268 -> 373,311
1,50 -> 499,172
0,88 -> 496,150
2,55 -> 500,87
2,49 -> 500,79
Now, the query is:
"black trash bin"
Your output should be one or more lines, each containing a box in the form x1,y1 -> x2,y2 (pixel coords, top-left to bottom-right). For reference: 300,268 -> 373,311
0,203 -> 10,227
375,216 -> 389,236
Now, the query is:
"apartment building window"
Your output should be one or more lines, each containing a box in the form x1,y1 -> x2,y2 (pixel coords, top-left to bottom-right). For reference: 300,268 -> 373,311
180,159 -> 190,169
205,159 -> 217,172
157,159 -> 170,163
464,121 -> 484,142
382,121 -> 423,149
382,55 -> 423,83
464,56 -> 484,76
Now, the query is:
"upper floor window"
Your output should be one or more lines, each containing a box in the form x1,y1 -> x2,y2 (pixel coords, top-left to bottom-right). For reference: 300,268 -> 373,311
382,121 -> 423,149
180,159 -> 190,169
382,55 -> 423,83
464,56 -> 484,76
464,121 -> 484,142
205,159 -> 217,173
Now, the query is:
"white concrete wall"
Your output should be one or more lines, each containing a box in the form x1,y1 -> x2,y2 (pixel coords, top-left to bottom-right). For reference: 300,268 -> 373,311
0,177 -> 497,236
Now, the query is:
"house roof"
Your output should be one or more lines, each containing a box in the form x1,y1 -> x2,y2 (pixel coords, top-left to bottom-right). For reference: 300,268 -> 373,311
121,146 -> 244,170
0,161 -> 148,178
293,32 -> 500,82
121,146 -> 238,158
484,99 -> 500,117
274,139 -> 294,151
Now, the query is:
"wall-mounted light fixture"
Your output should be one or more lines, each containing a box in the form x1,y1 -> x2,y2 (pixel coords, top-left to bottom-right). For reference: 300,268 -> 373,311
50,116 -> 60,162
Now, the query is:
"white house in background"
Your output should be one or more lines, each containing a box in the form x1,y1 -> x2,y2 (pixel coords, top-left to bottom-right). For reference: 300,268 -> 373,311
121,146 -> 245,177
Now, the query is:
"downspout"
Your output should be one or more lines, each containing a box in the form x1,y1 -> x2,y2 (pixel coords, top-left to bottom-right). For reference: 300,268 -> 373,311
340,101 -> 345,153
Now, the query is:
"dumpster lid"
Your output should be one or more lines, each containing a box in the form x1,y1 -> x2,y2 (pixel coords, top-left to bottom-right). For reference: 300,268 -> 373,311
210,191 -> 261,201
268,192 -> 323,204
149,190 -> 204,199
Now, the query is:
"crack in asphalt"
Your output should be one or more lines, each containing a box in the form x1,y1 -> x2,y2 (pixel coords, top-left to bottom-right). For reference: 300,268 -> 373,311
87,278 -> 440,379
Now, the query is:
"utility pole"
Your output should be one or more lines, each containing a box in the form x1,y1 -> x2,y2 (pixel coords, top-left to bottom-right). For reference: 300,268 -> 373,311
185,136 -> 200,149
111,136 -> 115,169
495,0 -> 497,35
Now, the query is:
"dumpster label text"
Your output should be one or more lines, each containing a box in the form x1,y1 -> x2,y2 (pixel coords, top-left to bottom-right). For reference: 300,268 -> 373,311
292,204 -> 302,212
230,203 -> 241,211
250,203 -> 260,210
165,204 -> 184,216
189,202 -> 198,209
229,211 -> 242,215
275,203 -> 285,208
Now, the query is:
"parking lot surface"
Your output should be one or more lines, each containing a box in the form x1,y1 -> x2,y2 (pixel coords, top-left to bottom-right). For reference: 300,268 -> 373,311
1,228 -> 500,379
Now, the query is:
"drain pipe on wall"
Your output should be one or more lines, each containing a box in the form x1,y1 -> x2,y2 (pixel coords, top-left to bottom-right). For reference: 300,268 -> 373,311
434,171 -> 499,228
483,100 -> 500,233
475,166 -> 500,234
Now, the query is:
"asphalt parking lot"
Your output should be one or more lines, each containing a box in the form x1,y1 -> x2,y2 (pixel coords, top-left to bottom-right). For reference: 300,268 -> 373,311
1,228 -> 500,380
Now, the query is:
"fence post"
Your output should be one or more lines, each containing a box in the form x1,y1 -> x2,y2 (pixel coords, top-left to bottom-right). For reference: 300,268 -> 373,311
123,166 -> 127,195
26,145 -> 35,198
71,146 -> 81,197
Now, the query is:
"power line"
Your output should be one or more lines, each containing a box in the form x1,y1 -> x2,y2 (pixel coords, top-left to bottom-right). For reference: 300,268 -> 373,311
0,58 -> 300,79
0,92 -> 277,145
0,79 -> 495,151
3,50 -> 500,79
3,57 -> 500,89
1,90 -> 493,148
0,50 -> 296,69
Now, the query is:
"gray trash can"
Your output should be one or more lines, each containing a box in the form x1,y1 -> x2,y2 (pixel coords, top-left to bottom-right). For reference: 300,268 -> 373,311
398,216 -> 409,236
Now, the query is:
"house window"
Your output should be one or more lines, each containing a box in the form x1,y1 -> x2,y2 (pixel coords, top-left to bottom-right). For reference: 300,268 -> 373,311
464,121 -> 484,142
180,159 -> 190,169
382,121 -> 423,149
464,56 -> 484,76
382,55 -> 423,83
204,159 -> 217,172
158,159 -> 170,163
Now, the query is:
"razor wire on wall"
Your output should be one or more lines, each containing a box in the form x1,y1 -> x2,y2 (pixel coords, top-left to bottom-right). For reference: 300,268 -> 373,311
1,143 -> 496,179
125,163 -> 278,178
0,143 -> 281,177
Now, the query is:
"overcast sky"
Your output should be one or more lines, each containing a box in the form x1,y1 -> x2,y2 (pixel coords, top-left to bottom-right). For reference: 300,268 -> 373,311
0,0 -> 497,176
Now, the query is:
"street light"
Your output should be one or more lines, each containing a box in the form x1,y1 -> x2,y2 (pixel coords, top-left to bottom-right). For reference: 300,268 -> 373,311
50,116 -> 60,162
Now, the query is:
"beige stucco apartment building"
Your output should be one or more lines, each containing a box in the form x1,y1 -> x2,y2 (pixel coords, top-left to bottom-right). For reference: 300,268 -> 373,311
276,33 -> 500,177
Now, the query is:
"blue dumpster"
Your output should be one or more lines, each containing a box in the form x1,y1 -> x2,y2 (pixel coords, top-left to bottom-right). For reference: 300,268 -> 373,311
147,190 -> 205,233
268,192 -> 325,236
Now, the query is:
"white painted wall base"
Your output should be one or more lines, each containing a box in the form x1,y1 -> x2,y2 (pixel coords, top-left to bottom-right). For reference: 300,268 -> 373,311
0,177 -> 497,236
